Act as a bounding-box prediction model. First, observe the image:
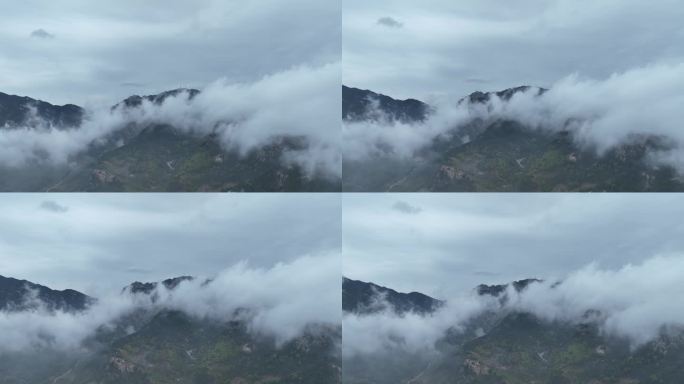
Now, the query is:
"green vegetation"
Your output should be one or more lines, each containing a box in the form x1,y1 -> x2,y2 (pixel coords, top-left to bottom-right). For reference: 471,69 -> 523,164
46,125 -> 339,192
1,310 -> 340,384
343,121 -> 684,192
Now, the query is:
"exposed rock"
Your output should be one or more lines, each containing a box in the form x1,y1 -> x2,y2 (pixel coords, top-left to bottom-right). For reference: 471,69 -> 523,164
464,358 -> 490,376
92,169 -> 116,184
596,345 -> 607,355
109,357 -> 135,373
439,165 -> 465,180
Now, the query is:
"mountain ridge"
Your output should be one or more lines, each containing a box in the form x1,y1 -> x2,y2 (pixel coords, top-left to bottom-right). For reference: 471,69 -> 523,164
0,88 -> 340,192
0,91 -> 83,128
0,274 -> 341,383
342,278 -> 684,384
342,85 -> 684,192
0,274 -> 93,312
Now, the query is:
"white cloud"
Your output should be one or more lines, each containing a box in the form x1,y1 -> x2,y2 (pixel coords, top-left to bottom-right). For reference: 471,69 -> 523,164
510,255 -> 684,347
0,254 -> 340,352
0,194 -> 341,294
1,62 -> 342,177
343,255 -> 684,358
344,63 -> 684,173
0,0 -> 340,105
343,293 -> 494,356
344,0 -> 684,101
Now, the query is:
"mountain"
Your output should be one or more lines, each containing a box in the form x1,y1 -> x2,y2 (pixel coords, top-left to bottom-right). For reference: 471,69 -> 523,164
0,91 -> 83,128
0,276 -> 341,384
125,276 -> 196,295
117,88 -> 201,108
475,278 -> 542,297
0,274 -> 93,312
342,278 -> 684,384
342,85 -> 684,192
0,90 -> 339,192
342,86 -> 429,123
342,277 -> 443,315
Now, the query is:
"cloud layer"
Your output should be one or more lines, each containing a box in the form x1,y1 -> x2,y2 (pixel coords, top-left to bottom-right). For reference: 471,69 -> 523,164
344,63 -> 684,172
511,255 -> 684,347
343,255 -> 684,358
343,293 -> 494,356
0,194 -> 341,294
1,62 -> 341,176
0,254 -> 340,352
1,0 -> 340,105
344,0 -> 684,101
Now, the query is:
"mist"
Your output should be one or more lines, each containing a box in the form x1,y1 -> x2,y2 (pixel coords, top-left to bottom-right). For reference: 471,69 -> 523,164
0,61 -> 341,177
510,254 -> 684,347
344,63 -> 684,171
0,253 -> 340,352
343,255 -> 684,357
342,293 -> 495,357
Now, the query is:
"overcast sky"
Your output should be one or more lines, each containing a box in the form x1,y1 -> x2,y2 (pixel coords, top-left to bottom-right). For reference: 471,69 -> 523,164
343,0 -> 684,101
0,0 -> 340,106
0,194 -> 340,296
343,194 -> 684,299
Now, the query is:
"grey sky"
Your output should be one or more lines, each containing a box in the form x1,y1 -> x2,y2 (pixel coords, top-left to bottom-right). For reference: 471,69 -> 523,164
0,0 -> 340,106
343,0 -> 684,101
343,194 -> 684,299
0,194 -> 341,296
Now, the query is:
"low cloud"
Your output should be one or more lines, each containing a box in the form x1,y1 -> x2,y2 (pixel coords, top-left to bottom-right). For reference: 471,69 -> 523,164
343,95 -> 470,160
343,293 -> 494,356
509,255 -> 684,347
1,61 -> 341,177
344,63 -> 684,173
0,253 -> 340,352
29,29 -> 54,39
343,255 -> 684,357
376,17 -> 403,28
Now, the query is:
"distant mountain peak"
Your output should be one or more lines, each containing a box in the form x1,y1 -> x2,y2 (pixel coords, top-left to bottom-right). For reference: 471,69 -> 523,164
341,84 -> 547,125
476,278 -> 543,297
463,85 -> 546,104
124,276 -> 195,295
342,85 -> 429,123
0,274 -> 93,312
119,88 -> 201,108
342,277 -> 443,315
0,91 -> 84,128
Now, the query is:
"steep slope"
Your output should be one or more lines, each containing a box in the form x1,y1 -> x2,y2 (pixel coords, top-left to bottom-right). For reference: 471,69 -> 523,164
342,86 -> 684,192
55,311 -> 341,384
0,274 -> 93,312
417,313 -> 684,384
342,278 -> 444,384
0,90 -> 339,192
342,278 -> 684,384
342,277 -> 443,315
342,86 -> 429,123
51,129 -> 333,192
0,276 -> 341,384
0,91 -> 83,128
